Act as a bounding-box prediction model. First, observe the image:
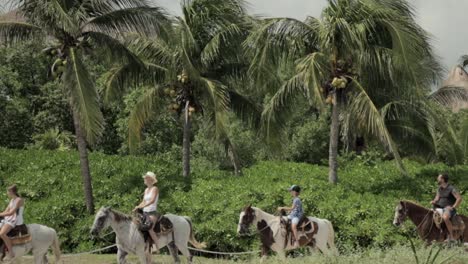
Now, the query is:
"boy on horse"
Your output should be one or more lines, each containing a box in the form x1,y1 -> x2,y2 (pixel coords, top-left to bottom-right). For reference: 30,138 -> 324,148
431,173 -> 463,241
277,185 -> 303,248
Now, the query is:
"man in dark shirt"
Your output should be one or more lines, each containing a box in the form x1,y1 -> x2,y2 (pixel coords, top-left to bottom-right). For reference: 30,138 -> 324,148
431,173 -> 463,241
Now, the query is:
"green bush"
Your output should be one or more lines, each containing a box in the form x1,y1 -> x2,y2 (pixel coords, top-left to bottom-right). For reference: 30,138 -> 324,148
286,115 -> 329,165
0,148 -> 466,254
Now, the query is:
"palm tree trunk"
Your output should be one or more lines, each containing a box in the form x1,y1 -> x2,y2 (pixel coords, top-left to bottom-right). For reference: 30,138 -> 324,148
328,90 -> 341,184
226,141 -> 243,176
72,110 -> 95,214
183,101 -> 191,178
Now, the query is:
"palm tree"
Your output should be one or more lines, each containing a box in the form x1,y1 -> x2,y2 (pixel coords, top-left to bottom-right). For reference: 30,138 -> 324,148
0,0 -> 168,213
430,55 -> 468,163
103,0 -> 258,177
246,0 -> 441,183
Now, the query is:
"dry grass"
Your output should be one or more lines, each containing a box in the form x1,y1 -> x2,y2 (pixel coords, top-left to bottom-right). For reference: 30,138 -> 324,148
16,245 -> 468,264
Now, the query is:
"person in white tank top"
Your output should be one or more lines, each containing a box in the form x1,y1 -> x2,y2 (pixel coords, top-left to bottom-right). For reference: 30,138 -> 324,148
133,171 -> 159,251
0,185 -> 25,259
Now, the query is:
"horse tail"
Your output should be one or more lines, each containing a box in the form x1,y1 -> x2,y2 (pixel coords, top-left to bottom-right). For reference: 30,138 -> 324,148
51,229 -> 62,263
184,217 -> 206,249
326,220 -> 337,255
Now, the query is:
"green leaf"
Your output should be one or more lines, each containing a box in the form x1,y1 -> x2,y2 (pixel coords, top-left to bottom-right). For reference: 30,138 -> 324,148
63,47 -> 104,144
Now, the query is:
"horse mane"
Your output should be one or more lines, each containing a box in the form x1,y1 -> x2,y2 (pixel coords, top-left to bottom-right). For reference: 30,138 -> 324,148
401,200 -> 431,213
109,209 -> 132,223
251,207 -> 277,221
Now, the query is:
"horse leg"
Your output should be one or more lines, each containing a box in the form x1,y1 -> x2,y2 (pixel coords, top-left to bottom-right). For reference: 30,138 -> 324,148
315,239 -> 329,255
116,247 -> 128,264
168,241 -> 180,264
276,249 -> 286,261
137,249 -> 150,264
175,243 -> 191,264
33,252 -> 44,264
42,254 -> 49,264
259,245 -> 269,263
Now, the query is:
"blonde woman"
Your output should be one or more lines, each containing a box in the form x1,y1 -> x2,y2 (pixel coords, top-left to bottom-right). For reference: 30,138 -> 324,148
133,172 -> 159,249
0,185 -> 25,260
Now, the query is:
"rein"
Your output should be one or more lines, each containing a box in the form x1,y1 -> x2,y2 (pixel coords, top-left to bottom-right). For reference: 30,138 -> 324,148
403,203 -> 434,240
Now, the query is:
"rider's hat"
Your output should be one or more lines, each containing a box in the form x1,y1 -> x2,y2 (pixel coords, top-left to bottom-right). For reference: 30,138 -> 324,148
288,185 -> 301,193
142,171 -> 157,184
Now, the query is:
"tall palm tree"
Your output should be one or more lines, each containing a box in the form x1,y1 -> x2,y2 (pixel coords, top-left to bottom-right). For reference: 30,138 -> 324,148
246,0 -> 441,183
104,0 -> 258,177
430,55 -> 468,163
0,0 -> 168,213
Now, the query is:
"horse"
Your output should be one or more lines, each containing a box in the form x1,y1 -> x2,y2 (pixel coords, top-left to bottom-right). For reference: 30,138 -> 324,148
0,223 -> 61,264
393,200 -> 468,244
237,205 -> 337,261
90,207 -> 206,264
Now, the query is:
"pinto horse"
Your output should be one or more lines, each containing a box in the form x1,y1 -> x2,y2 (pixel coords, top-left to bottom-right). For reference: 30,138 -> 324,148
393,200 -> 468,244
237,205 -> 336,261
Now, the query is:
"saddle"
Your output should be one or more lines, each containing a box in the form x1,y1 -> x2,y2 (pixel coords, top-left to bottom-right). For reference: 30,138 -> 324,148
0,224 -> 32,257
280,216 -> 316,248
134,211 -> 174,245
433,209 -> 465,239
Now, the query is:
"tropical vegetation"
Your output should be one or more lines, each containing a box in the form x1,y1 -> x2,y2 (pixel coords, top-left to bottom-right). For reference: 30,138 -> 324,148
0,0 -> 467,261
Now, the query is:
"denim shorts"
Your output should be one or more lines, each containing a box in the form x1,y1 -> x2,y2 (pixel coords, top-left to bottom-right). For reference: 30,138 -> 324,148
288,215 -> 300,225
443,208 -> 457,218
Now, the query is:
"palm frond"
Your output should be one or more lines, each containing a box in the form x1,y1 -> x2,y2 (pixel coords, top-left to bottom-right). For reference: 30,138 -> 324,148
84,31 -> 142,65
0,21 -> 42,44
64,47 -> 104,144
200,23 -> 243,68
430,86 -> 468,107
199,77 -> 230,112
127,87 -> 160,152
350,78 -> 406,175
85,7 -> 169,36
228,90 -> 261,127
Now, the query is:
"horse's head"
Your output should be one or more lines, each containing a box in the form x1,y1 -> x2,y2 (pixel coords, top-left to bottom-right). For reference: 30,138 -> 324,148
393,201 -> 408,227
91,206 -> 112,236
237,204 -> 255,236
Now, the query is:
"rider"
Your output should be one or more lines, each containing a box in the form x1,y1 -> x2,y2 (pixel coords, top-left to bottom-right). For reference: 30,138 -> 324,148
278,185 -> 303,248
0,185 -> 25,260
134,172 -> 160,251
431,173 -> 463,241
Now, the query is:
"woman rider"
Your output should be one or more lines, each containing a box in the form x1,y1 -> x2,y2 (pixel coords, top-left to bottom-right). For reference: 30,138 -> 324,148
0,185 -> 25,260
133,172 -> 159,250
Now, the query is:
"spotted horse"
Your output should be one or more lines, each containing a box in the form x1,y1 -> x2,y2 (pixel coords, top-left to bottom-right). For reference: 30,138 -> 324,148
238,205 -> 337,261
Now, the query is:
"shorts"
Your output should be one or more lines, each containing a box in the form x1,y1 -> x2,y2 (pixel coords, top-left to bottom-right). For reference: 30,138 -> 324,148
288,215 -> 300,225
0,220 -> 15,229
443,208 -> 457,218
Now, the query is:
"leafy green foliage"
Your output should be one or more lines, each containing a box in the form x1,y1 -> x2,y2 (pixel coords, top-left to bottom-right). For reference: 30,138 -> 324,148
286,114 -> 329,165
32,128 -> 74,150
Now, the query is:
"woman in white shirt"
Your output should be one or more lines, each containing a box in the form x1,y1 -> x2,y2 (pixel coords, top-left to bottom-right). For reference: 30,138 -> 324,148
134,172 -> 159,249
0,185 -> 25,259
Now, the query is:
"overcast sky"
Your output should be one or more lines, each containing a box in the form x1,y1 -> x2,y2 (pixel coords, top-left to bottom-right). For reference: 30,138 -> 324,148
156,0 -> 468,72
1,0 -> 466,72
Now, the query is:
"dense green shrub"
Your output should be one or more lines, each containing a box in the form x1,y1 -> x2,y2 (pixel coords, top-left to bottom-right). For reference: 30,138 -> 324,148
0,148 -> 466,253
285,115 -> 329,164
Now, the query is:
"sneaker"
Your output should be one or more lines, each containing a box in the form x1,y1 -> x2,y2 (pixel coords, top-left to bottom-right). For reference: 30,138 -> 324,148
152,244 -> 160,254
3,254 -> 15,262
293,241 -> 299,248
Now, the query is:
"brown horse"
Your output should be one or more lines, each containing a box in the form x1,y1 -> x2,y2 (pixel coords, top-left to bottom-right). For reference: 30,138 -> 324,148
393,200 -> 468,244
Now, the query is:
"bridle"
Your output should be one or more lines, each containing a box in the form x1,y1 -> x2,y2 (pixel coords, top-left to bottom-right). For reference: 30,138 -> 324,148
240,210 -> 278,236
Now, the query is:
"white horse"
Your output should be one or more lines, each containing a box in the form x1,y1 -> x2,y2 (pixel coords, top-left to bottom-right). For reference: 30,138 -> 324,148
91,207 -> 205,264
237,205 -> 337,261
0,224 -> 61,264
